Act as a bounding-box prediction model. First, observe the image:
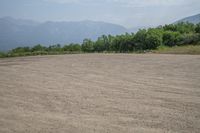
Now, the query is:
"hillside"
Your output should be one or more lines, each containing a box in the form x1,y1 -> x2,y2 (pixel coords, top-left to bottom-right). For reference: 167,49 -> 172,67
175,13 -> 200,24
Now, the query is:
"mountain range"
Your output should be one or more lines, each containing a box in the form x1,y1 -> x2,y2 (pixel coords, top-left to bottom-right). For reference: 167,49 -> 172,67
1,13 -> 200,51
0,17 -> 129,51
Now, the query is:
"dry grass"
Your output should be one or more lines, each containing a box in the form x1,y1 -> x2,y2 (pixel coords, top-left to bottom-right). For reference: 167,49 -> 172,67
153,45 -> 200,55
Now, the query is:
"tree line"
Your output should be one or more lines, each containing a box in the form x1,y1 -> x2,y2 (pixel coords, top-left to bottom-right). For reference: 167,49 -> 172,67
1,22 -> 200,57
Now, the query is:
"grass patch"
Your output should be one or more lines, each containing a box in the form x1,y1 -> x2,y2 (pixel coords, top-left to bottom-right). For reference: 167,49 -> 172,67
153,45 -> 200,55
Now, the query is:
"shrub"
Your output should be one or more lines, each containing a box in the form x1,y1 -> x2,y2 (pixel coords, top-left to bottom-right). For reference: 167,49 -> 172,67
177,33 -> 200,46
163,31 -> 180,47
81,39 -> 94,52
0,52 -> 6,58
144,29 -> 163,50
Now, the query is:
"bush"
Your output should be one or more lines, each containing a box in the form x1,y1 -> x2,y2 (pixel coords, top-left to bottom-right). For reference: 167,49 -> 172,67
195,23 -> 200,33
163,31 -> 180,47
144,29 -> 163,50
177,33 -> 200,46
31,44 -> 46,52
0,52 -> 6,58
133,29 -> 147,50
81,39 -> 94,52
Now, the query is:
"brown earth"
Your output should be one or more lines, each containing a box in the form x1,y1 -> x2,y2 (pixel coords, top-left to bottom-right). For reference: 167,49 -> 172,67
0,54 -> 200,133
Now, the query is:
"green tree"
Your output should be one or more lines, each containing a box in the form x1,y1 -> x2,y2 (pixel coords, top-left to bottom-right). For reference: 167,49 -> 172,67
110,35 -> 122,52
11,47 -> 31,53
145,29 -> 163,50
133,29 -> 147,50
81,39 -> 94,52
48,44 -> 62,52
177,33 -> 200,45
68,43 -> 81,52
163,22 -> 195,34
31,44 -> 46,52
0,52 -> 6,58
176,22 -> 195,33
195,23 -> 200,33
163,24 -> 177,32
107,34 -> 114,51
94,36 -> 106,52
163,31 -> 180,47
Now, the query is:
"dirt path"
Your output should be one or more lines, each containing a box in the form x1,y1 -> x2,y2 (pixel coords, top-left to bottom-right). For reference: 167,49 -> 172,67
0,54 -> 200,133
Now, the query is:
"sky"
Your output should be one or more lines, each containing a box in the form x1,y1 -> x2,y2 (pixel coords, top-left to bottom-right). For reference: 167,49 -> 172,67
0,0 -> 200,28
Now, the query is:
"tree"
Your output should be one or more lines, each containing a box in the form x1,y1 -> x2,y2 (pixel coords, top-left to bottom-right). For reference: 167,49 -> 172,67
176,22 -> 195,34
0,52 -> 6,58
81,39 -> 94,52
163,22 -> 195,33
177,33 -> 200,45
63,45 -> 69,51
163,31 -> 180,47
107,34 -> 114,51
163,24 -> 177,32
195,23 -> 200,33
121,33 -> 135,52
110,35 -> 122,52
144,29 -> 163,49
133,29 -> 147,50
94,37 -> 106,52
63,44 -> 81,52
31,44 -> 46,52
68,43 -> 81,52
11,47 -> 31,53
48,44 -> 62,52
93,35 -> 113,52
111,33 -> 134,52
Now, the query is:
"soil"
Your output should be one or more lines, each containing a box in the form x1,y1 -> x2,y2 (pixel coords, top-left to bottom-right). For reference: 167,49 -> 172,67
0,54 -> 200,133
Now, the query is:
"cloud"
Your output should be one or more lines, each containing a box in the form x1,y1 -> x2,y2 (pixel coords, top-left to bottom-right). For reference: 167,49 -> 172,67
1,0 -> 199,27
43,0 -> 199,7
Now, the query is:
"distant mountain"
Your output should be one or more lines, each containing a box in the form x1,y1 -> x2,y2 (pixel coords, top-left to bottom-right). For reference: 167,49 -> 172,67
0,17 -> 127,51
174,13 -> 200,24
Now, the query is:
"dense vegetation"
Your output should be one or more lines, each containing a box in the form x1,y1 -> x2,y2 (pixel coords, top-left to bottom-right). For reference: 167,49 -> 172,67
0,22 -> 200,57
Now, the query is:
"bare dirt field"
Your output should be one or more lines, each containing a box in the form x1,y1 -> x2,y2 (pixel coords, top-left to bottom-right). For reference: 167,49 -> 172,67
0,54 -> 200,133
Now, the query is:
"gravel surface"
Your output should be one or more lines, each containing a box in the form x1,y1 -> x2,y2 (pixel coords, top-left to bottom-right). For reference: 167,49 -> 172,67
0,54 -> 200,133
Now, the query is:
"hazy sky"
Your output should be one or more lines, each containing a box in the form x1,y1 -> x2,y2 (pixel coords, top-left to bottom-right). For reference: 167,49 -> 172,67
0,0 -> 200,27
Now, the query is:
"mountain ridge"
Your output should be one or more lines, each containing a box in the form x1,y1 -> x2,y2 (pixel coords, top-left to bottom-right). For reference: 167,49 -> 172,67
174,13 -> 200,24
0,17 -> 128,51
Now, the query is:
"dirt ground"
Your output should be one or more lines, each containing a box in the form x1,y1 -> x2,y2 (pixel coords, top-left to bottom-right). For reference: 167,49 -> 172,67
0,54 -> 200,133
